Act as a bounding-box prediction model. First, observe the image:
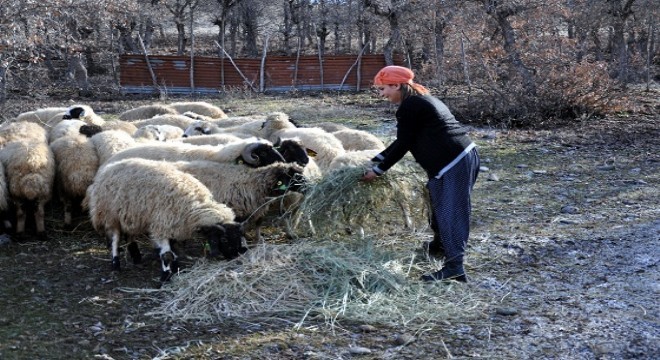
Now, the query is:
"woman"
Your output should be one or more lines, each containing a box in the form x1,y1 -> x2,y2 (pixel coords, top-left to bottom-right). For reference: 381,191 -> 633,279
361,66 -> 480,282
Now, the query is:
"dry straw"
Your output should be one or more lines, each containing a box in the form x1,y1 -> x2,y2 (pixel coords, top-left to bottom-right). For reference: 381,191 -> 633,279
140,240 -> 486,330
287,161 -> 430,238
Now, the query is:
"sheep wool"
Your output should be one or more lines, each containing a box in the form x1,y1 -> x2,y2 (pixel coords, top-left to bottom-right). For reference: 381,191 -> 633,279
0,121 -> 49,147
131,114 -> 195,130
331,128 -> 386,151
0,139 -> 56,238
14,107 -> 68,126
168,101 -> 228,119
118,104 -> 178,121
90,130 -> 138,165
87,158 -> 246,280
173,161 -> 305,241
49,133 -> 100,226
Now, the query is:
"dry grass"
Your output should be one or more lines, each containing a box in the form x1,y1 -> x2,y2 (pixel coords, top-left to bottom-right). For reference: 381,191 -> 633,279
128,239 -> 487,332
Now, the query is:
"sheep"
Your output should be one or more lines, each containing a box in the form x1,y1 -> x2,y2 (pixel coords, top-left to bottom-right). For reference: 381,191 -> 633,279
0,139 -> 56,240
49,131 -> 100,227
133,124 -> 184,141
86,158 -> 247,281
0,121 -> 49,147
258,112 -> 345,171
330,128 -> 386,151
181,118 -> 263,138
168,101 -> 228,119
118,104 -> 178,121
0,164 -> 11,233
314,122 -> 349,133
176,133 -> 245,146
130,114 -> 196,130
101,120 -> 138,135
46,105 -> 106,130
173,161 -> 306,241
14,107 -> 68,125
48,119 -> 87,143
326,149 -> 382,174
105,138 -> 285,168
89,130 -> 138,165
273,138 -> 323,182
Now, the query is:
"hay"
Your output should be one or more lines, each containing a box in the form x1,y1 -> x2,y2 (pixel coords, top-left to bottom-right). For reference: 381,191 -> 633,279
289,161 -> 430,237
136,240 -> 486,330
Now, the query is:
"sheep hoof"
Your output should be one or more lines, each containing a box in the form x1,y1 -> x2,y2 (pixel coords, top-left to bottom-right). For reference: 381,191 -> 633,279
111,257 -> 121,271
128,242 -> 142,264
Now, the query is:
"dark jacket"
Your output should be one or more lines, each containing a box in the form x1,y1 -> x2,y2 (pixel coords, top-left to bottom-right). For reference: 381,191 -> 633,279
373,95 -> 474,178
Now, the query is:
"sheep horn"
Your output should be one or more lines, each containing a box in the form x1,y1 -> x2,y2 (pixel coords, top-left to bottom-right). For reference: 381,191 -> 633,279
241,143 -> 262,166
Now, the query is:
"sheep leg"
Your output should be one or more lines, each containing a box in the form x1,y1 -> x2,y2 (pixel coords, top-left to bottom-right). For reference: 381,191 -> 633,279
35,201 -> 48,240
63,199 -> 73,228
127,241 -> 142,264
109,230 -> 122,271
15,202 -> 26,236
157,240 -> 179,282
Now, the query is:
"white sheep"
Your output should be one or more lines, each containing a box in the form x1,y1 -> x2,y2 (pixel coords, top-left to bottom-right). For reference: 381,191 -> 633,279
133,124 -> 184,141
168,101 -> 228,119
330,128 -> 386,151
118,104 -> 178,121
259,112 -> 345,171
0,139 -> 56,240
14,107 -> 68,125
89,130 -> 138,165
176,133 -> 245,146
86,158 -> 247,281
0,121 -> 49,147
101,120 -> 138,135
326,149 -> 382,174
314,122 -> 349,133
49,132 -> 100,227
130,114 -> 196,130
182,118 -> 264,137
46,105 -> 106,130
173,161 -> 306,241
105,138 -> 284,168
48,119 -> 87,144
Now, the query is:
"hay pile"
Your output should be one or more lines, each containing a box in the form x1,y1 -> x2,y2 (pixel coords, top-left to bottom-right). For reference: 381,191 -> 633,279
288,161 -> 430,237
138,240 -> 485,330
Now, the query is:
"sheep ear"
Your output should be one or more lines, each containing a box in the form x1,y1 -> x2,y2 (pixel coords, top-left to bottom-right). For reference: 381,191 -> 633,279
306,148 -> 318,157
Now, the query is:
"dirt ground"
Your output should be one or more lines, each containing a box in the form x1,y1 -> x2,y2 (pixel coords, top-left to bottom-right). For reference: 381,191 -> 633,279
0,91 -> 658,360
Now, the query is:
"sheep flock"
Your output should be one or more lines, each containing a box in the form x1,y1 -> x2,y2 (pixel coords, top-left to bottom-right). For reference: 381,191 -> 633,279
0,101 -> 391,281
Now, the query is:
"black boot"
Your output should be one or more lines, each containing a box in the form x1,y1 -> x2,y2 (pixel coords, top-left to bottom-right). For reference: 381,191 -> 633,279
421,263 -> 467,283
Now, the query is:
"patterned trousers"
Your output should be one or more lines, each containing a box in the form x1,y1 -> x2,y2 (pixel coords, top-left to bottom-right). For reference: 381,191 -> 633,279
428,147 -> 480,266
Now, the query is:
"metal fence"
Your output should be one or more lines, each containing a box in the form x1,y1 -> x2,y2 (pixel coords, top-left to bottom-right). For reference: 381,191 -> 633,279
119,54 -> 403,94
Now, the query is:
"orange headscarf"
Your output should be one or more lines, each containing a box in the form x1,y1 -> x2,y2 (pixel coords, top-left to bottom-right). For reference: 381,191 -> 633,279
373,65 -> 429,94
373,65 -> 414,85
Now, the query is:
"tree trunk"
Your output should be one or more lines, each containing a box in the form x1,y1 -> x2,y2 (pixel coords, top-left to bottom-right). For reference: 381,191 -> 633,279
489,4 -> 537,95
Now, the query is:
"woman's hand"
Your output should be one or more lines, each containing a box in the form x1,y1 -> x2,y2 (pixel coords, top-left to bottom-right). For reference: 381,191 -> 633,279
361,170 -> 378,182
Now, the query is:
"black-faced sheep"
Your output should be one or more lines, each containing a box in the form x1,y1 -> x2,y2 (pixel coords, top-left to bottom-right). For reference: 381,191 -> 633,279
49,131 -> 100,227
173,161 -> 306,241
86,158 -> 247,281
46,105 -> 106,130
105,138 -> 285,168
259,113 -> 345,172
118,104 -> 178,121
